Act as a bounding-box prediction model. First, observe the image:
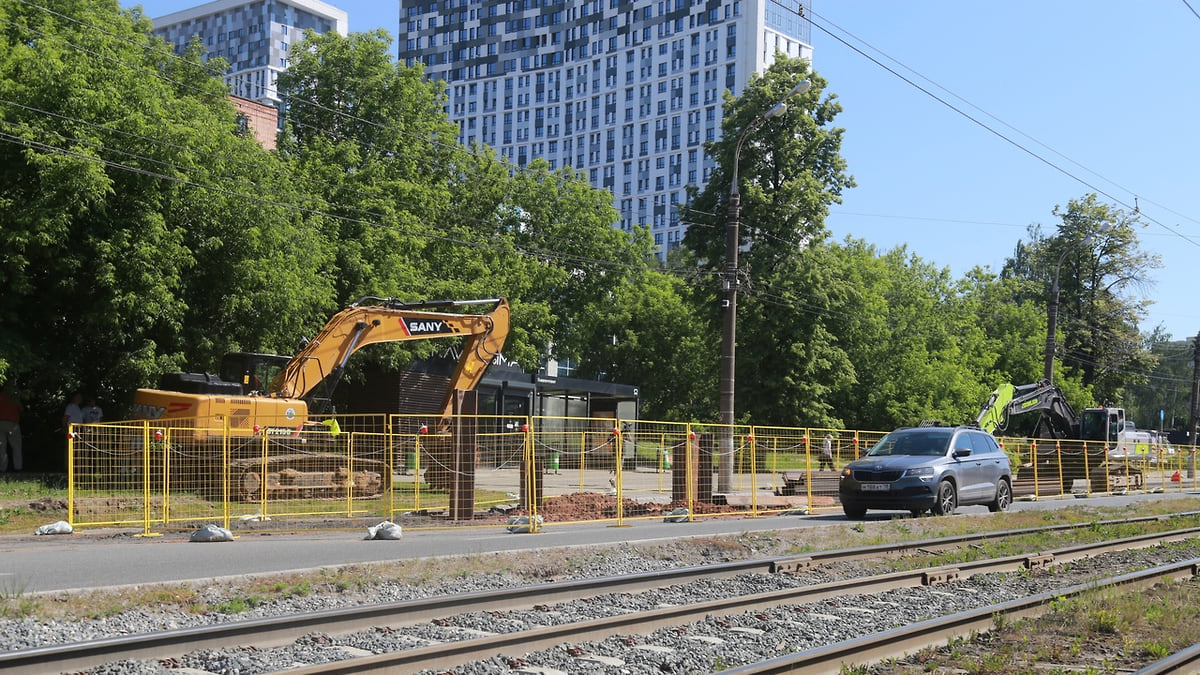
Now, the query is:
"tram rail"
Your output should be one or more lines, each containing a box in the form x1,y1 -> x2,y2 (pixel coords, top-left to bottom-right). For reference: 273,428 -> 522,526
4,513 -> 1200,674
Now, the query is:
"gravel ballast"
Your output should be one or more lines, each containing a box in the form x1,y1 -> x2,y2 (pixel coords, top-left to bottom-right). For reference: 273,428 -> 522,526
5,534 -> 1200,674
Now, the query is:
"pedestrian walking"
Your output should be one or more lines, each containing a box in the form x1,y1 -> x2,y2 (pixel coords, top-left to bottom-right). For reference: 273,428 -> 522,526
819,433 -> 836,471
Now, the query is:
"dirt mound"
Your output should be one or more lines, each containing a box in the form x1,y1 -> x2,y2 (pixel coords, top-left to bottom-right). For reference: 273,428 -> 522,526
28,497 -> 68,512
512,492 -> 741,521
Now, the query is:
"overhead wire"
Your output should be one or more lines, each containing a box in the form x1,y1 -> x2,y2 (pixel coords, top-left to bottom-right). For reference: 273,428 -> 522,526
0,104 -> 693,281
799,4 -> 1200,250
1183,0 -> 1200,22
807,6 -> 1200,234
17,0 -> 707,225
12,0 -> 604,216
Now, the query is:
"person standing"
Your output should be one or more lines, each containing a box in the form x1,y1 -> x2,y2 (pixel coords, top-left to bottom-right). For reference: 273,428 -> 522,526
82,397 -> 104,424
0,384 -> 23,473
62,392 -> 84,432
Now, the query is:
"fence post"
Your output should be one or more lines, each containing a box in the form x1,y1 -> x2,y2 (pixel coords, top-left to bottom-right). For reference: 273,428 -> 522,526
1030,441 -> 1039,501
142,430 -> 152,536
611,425 -> 626,527
744,429 -> 753,514
345,431 -> 354,518
578,431 -> 586,493
525,422 -> 539,533
414,431 -> 423,512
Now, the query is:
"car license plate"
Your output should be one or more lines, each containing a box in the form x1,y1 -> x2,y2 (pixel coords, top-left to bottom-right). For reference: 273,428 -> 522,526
861,483 -> 890,492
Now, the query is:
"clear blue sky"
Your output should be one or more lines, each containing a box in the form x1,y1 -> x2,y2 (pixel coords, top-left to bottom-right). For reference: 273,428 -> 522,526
133,1 -> 1200,341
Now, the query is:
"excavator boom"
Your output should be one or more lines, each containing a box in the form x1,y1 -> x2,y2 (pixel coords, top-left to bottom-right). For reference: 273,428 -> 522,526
275,297 -> 509,415
133,297 -> 509,430
975,379 -> 1080,439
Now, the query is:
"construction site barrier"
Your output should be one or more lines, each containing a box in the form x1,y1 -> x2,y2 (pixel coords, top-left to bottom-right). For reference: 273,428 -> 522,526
66,416 -> 1200,534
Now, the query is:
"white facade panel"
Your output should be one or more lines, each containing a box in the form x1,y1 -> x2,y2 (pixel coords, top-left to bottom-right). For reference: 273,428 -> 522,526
151,0 -> 349,105
398,0 -> 812,256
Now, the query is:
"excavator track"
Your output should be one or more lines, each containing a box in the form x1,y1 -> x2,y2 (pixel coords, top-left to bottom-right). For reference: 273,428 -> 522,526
231,452 -> 387,502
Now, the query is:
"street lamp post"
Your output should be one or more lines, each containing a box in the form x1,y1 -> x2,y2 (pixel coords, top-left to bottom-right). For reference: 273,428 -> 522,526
718,79 -> 811,494
1043,226 -> 1110,384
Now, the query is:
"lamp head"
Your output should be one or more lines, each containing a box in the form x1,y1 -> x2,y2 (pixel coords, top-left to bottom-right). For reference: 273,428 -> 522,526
763,102 -> 788,120
762,80 -> 812,120
786,79 -> 813,99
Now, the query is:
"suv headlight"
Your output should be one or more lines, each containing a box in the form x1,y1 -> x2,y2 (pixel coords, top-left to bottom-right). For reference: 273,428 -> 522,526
906,467 -> 935,480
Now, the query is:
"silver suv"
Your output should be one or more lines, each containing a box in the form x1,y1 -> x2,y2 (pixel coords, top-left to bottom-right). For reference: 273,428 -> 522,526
839,426 -> 1013,519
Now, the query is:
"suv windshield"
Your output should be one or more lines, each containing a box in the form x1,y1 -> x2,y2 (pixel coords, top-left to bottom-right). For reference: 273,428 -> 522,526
866,429 -> 953,457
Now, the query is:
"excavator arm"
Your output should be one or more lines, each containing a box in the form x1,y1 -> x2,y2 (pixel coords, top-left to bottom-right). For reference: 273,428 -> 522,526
975,380 -> 1079,439
273,297 -> 510,414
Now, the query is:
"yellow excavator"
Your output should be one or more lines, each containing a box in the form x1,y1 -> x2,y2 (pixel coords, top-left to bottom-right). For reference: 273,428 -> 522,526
131,297 -> 510,499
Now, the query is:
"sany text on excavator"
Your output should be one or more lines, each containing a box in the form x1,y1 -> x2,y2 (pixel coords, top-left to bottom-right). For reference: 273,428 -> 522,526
129,297 -> 509,500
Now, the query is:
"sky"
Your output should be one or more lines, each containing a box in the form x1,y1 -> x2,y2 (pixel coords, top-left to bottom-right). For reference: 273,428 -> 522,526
131,1 -> 1200,341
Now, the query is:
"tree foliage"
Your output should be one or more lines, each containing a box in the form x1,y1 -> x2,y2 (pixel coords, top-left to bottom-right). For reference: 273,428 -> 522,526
0,0 -> 330,426
1003,194 -> 1160,404
680,55 -> 855,426
0,0 -> 1169,450
1123,331 -> 1193,432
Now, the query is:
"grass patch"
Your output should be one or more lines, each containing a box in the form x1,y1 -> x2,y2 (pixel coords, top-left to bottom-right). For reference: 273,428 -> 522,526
874,577 -> 1200,673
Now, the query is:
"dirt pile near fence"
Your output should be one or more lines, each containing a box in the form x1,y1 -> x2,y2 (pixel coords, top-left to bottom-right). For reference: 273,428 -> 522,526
511,491 -> 742,522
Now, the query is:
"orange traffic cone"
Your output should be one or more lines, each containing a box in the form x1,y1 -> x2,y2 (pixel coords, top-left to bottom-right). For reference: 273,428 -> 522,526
1171,470 -> 1182,482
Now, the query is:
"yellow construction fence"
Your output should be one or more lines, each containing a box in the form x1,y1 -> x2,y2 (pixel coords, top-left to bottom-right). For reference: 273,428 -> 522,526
66,415 -> 1200,534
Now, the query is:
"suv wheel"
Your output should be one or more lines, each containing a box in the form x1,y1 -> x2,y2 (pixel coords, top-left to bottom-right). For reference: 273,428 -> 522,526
842,504 -> 866,519
932,480 -> 957,516
988,478 -> 1012,512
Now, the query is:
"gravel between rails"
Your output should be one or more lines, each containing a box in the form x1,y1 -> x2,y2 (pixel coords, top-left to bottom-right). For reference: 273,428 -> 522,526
6,539 -> 1200,674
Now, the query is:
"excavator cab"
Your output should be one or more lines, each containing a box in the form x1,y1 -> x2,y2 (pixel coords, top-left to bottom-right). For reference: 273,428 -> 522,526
1080,407 -> 1125,444
218,352 -> 292,396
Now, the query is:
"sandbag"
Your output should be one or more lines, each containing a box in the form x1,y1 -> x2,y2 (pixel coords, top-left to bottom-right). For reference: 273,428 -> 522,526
189,524 -> 234,542
365,521 -> 402,540
34,520 -> 73,535
506,514 -> 543,533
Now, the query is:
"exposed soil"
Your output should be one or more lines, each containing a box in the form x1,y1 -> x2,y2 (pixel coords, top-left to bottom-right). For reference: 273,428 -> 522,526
511,491 -> 745,521
26,497 -> 68,512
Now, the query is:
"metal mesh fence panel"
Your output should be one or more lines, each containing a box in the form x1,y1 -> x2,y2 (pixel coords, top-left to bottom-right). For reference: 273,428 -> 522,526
68,414 -> 1200,533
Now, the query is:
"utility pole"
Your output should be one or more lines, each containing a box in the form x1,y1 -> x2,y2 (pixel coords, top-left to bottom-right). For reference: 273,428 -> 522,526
1191,332 -> 1200,444
717,79 -> 811,494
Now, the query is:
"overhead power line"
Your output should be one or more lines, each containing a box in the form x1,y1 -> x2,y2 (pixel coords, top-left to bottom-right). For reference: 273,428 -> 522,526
797,3 -> 1200,250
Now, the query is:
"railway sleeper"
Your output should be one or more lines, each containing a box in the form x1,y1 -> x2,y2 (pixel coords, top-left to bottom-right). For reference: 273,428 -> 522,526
1025,553 -> 1055,570
922,566 -> 961,585
771,557 -> 814,574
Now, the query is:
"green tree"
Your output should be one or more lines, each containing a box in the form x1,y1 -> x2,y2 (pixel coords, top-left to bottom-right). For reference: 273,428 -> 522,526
1122,331 -> 1193,432
733,243 -> 855,429
571,267 -> 710,421
0,0 -> 330,428
1004,194 -> 1160,404
818,241 -> 999,431
278,28 -> 458,303
278,29 -> 649,376
680,56 -> 854,425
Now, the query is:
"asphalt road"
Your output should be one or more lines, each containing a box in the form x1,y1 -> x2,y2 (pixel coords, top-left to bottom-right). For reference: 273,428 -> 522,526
3,490 -> 1198,595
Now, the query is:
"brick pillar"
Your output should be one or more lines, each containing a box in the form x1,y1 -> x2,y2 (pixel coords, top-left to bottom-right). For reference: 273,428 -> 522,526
449,390 -> 477,521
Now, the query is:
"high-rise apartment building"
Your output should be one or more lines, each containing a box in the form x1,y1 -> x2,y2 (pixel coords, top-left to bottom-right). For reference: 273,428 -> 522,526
152,0 -> 349,105
398,0 -> 811,257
